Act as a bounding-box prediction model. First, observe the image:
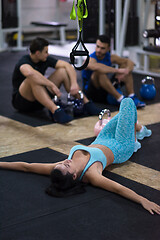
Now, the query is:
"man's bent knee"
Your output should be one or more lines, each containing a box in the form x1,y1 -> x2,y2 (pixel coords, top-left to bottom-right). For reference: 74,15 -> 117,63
19,79 -> 36,101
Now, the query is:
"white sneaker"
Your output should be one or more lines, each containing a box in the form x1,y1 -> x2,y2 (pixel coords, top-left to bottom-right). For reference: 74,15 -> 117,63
136,126 -> 152,140
134,141 -> 141,152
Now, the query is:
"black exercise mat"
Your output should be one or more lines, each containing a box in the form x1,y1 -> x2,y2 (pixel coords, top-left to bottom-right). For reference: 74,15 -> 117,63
0,148 -> 160,240
0,148 -> 111,229
130,122 -> 160,171
0,50 -> 160,127
76,122 -> 160,171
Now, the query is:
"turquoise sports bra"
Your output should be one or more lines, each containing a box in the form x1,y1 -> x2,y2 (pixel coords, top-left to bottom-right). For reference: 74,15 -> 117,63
68,145 -> 107,180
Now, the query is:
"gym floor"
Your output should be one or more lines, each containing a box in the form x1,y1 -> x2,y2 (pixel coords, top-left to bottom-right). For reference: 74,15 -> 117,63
0,45 -> 160,240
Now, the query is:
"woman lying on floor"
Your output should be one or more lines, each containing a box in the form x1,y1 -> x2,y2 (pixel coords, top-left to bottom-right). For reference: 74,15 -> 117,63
0,98 -> 160,215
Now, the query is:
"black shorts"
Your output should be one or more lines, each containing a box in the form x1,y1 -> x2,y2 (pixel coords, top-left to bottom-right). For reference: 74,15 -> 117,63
83,73 -> 124,103
12,91 -> 44,112
83,80 -> 108,103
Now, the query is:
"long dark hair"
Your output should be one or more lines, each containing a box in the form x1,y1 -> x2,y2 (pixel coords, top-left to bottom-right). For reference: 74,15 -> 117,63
45,169 -> 86,197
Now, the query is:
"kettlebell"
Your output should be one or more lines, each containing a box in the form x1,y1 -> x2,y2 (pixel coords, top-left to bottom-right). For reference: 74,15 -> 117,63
53,95 -> 68,109
94,109 -> 111,136
140,76 -> 156,100
68,90 -> 84,117
107,87 -> 123,105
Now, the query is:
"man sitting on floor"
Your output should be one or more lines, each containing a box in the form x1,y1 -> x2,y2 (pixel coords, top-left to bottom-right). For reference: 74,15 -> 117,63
12,37 -> 100,124
82,34 -> 145,108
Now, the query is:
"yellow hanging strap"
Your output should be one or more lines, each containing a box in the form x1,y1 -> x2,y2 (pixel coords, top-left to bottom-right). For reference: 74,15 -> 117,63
70,0 -> 77,20
70,0 -> 89,70
70,0 -> 88,31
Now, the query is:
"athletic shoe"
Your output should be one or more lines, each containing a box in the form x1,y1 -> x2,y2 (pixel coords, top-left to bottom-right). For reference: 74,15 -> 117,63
49,108 -> 73,124
134,140 -> 141,152
130,95 -> 146,108
83,101 -> 102,115
136,126 -> 152,140
107,93 -> 125,106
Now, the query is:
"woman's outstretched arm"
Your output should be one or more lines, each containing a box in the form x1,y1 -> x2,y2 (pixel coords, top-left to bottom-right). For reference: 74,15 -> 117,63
88,173 -> 160,215
0,161 -> 60,175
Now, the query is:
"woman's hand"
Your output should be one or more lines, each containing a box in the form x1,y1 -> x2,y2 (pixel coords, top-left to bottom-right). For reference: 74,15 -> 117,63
141,198 -> 160,215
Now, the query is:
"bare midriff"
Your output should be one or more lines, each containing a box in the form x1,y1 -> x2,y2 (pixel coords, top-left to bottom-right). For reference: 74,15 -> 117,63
88,144 -> 114,166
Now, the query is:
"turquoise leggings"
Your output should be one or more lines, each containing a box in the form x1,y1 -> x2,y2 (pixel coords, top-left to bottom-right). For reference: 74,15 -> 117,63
91,98 -> 137,164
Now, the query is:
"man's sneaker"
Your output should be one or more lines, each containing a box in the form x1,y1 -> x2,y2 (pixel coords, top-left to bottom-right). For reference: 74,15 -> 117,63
136,126 -> 152,140
134,140 -> 141,152
49,108 -> 73,124
83,101 -> 102,116
107,93 -> 125,106
130,95 -> 146,108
